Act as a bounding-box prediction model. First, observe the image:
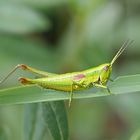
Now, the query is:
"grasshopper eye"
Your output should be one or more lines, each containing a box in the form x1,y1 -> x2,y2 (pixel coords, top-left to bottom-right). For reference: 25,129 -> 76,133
103,65 -> 109,71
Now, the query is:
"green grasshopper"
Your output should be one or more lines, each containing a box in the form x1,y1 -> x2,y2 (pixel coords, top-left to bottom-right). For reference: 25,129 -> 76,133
0,40 -> 133,106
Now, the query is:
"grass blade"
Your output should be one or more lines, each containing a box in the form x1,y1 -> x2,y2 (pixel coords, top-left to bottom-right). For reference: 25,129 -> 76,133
0,75 -> 140,105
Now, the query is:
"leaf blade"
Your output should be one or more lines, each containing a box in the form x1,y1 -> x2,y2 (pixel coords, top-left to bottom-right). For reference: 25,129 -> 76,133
50,101 -> 68,140
42,101 -> 68,140
0,74 -> 140,105
24,104 -> 39,140
0,3 -> 50,34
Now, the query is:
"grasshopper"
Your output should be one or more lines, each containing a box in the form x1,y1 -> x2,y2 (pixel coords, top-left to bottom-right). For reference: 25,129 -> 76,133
0,40 -> 133,106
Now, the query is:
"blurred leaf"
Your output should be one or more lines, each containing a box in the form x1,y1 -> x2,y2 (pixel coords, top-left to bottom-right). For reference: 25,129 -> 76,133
0,75 -> 140,104
24,102 -> 68,140
0,37 -> 52,65
0,36 -> 60,77
24,104 -> 38,140
24,103 -> 49,140
0,2 -> 50,34
116,17 -> 140,53
84,2 -> 121,47
2,0 -> 67,8
42,101 -> 68,140
0,128 -> 7,140
130,129 -> 140,140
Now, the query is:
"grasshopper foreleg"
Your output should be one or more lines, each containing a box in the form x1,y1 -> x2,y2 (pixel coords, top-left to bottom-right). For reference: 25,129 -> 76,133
92,83 -> 112,94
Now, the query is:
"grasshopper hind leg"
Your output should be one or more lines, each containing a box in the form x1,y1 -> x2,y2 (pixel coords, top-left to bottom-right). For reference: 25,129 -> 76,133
0,64 -> 56,85
18,77 -> 35,85
17,64 -> 57,77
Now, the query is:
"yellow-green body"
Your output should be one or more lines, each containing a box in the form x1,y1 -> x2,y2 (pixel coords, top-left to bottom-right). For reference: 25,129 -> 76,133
24,63 -> 111,92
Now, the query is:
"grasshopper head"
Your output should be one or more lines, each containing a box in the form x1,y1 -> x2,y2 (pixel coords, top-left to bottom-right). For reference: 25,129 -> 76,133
99,63 -> 112,84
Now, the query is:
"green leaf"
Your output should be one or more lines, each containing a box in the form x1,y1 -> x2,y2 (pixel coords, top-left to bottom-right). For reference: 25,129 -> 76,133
130,129 -> 140,140
42,101 -> 68,140
24,102 -> 68,140
2,0 -> 68,8
0,2 -> 50,34
24,104 -> 39,140
24,103 -> 51,140
0,127 -> 7,140
0,75 -> 140,105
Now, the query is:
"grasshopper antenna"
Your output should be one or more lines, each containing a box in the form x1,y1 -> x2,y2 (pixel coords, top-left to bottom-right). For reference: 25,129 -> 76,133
110,39 -> 134,66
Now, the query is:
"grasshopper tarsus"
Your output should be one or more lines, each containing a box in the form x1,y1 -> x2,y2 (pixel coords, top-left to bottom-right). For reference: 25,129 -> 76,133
107,87 -> 112,94
109,78 -> 114,82
18,77 -> 29,85
68,92 -> 73,107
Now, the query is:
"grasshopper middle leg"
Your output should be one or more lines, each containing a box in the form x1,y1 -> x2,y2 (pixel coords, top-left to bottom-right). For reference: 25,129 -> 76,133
68,80 -> 92,107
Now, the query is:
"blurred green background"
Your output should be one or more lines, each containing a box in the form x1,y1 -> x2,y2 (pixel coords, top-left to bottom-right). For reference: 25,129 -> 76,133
0,0 -> 140,140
